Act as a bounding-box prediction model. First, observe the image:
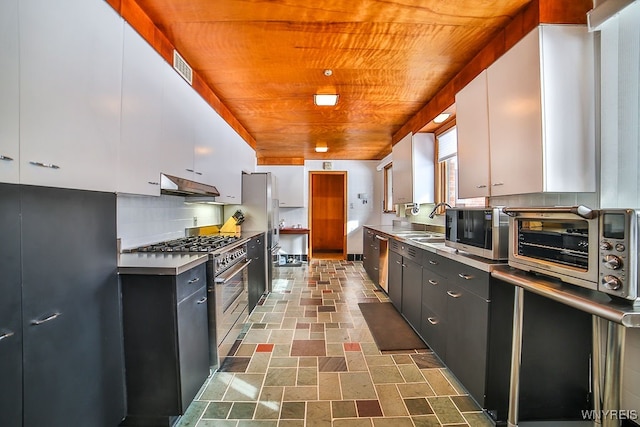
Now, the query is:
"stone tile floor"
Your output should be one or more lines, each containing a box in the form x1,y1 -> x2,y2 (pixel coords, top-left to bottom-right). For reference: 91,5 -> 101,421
177,260 -> 494,427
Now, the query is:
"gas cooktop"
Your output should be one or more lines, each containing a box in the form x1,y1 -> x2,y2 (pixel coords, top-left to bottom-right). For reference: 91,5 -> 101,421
128,235 -> 241,253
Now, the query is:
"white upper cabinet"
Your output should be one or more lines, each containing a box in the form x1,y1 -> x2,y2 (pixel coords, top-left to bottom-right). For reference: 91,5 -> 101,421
118,24 -> 165,196
19,0 -> 123,192
159,67 -> 196,180
0,0 -> 19,184
456,70 -> 491,199
486,25 -> 595,196
257,166 -> 305,207
392,132 -> 435,206
193,95 -> 220,187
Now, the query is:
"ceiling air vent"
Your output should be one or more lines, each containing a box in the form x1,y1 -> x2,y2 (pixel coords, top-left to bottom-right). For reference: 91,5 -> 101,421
173,50 -> 193,85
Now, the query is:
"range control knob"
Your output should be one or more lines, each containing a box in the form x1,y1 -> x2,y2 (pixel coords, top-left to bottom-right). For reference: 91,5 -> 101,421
603,254 -> 623,270
600,241 -> 613,251
602,275 -> 623,291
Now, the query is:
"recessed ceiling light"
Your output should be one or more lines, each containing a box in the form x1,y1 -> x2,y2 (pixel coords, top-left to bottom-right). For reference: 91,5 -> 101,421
314,94 -> 339,106
315,146 -> 329,153
323,69 -> 333,77
433,113 -> 451,123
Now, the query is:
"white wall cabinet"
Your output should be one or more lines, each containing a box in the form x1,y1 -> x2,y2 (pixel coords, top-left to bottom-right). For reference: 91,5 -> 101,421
456,70 -> 491,199
258,165 -> 306,207
486,25 -> 595,196
0,0 -> 19,184
19,0 -> 123,192
392,132 -> 434,206
118,24 -> 165,196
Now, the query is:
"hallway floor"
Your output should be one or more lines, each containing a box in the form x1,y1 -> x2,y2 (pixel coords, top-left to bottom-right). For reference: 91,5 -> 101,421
176,260 -> 494,427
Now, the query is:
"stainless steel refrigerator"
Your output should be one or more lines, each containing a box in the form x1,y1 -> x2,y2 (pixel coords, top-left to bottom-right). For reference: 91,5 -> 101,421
240,172 -> 279,291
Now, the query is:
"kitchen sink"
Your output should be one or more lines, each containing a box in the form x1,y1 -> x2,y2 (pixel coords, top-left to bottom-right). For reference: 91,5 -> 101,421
409,235 -> 445,243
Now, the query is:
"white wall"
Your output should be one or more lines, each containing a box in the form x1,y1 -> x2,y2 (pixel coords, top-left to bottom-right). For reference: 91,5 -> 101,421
117,194 -> 224,249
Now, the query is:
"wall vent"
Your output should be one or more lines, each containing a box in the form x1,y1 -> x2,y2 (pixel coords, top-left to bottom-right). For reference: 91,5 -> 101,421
173,50 -> 193,85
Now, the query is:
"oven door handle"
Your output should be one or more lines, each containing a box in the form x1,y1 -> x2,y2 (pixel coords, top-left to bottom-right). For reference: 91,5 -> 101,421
215,259 -> 252,284
502,205 -> 596,219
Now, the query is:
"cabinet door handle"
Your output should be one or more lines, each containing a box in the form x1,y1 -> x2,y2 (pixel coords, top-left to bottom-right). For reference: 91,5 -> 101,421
148,181 -> 160,186
476,184 -> 487,188
401,264 -> 407,268
447,291 -> 462,298
427,317 -> 439,325
492,182 -> 504,186
428,279 -> 438,286
0,331 -> 15,341
186,168 -> 194,173
396,260 -> 401,265
188,277 -> 201,284
29,161 -> 60,169
428,260 -> 438,265
373,267 -> 378,271
31,312 -> 62,326
458,273 -> 474,280
197,297 -> 207,304
0,155 -> 14,161
195,171 -> 202,176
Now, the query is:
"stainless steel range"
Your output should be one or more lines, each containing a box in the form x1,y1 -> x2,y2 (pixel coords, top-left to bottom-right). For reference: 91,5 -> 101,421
127,233 -> 250,370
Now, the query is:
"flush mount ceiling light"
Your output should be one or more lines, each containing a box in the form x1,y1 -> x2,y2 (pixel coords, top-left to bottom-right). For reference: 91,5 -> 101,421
314,94 -> 339,106
315,145 -> 329,153
433,113 -> 451,124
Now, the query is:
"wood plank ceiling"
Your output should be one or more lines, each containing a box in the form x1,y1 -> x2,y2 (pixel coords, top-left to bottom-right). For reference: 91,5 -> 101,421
109,0 -> 591,164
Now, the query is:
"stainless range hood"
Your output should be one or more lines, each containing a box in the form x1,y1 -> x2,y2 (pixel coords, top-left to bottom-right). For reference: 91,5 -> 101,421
160,173 -> 220,197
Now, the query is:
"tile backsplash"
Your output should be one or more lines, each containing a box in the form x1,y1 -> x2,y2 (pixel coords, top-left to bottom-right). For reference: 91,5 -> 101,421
117,194 -> 224,250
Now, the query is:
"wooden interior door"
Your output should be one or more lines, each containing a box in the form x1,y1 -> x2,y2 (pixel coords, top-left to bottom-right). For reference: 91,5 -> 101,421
309,171 -> 347,260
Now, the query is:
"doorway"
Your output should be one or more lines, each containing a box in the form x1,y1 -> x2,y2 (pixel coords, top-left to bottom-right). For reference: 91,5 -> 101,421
309,171 -> 347,260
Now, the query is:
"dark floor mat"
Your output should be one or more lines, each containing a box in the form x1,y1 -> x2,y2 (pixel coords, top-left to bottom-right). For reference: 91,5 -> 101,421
358,302 -> 427,351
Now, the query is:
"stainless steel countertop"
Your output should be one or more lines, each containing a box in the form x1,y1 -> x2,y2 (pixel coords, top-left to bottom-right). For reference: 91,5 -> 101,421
364,225 -> 506,273
118,253 -> 209,276
492,266 -> 640,328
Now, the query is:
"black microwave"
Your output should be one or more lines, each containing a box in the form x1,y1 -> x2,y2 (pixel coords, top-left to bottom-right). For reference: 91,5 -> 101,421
445,207 -> 509,260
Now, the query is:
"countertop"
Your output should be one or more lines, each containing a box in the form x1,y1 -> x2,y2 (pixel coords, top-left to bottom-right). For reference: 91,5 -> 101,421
118,253 -> 209,276
364,225 -> 506,273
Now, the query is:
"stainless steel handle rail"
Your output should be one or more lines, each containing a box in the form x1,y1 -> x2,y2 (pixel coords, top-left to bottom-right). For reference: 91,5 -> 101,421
215,259 -> 252,284
188,277 -> 200,284
458,273 -> 474,280
446,291 -> 462,298
29,161 -> 60,169
31,312 -> 62,326
0,155 -> 14,161
0,331 -> 15,341
197,297 -> 207,304
427,317 -> 439,325
428,260 -> 438,265
375,235 -> 388,241
502,205 -> 596,219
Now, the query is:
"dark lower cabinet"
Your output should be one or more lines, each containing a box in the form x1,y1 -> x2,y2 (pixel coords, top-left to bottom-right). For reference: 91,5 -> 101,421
0,184 -> 22,427
248,233 -> 266,312
120,263 -> 210,426
387,250 -> 403,311
0,185 -> 126,427
362,228 -> 379,286
401,258 -> 422,329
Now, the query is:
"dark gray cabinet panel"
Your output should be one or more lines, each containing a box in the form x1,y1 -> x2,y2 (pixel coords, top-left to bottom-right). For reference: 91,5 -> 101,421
21,186 -> 125,427
388,250 -> 403,311
420,303 -> 447,357
248,233 -> 266,312
0,184 -> 22,427
444,284 -> 489,403
121,263 -> 209,424
401,258 -> 422,328
362,229 -> 380,285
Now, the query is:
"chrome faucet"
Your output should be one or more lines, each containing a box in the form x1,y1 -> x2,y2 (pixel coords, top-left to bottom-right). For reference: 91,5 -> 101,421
428,202 -> 452,219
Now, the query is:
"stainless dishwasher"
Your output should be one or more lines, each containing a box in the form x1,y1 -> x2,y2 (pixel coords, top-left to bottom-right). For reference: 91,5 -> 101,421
376,235 -> 389,292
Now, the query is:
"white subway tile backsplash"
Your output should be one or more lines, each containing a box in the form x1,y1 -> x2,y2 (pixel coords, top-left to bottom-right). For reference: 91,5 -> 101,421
116,194 -> 223,250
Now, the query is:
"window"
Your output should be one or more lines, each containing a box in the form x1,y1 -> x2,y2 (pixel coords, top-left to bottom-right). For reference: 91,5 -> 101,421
383,163 -> 395,212
434,126 -> 486,213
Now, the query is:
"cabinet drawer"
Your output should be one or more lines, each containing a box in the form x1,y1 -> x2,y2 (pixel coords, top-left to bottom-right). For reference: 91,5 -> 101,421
421,271 -> 448,318
450,265 -> 490,300
176,263 -> 207,302
420,303 -> 447,360
422,252 -> 454,276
